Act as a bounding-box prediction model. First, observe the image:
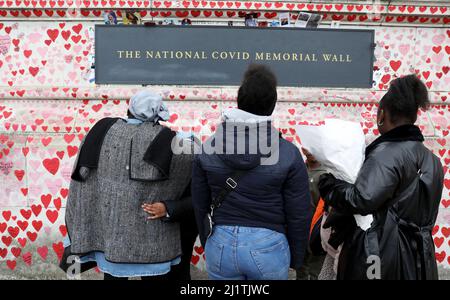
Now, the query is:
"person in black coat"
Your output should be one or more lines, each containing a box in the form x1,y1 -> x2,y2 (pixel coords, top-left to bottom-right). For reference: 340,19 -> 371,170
319,75 -> 444,280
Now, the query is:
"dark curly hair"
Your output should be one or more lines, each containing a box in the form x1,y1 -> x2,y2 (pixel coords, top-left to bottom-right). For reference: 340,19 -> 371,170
237,64 -> 278,116
380,74 -> 430,124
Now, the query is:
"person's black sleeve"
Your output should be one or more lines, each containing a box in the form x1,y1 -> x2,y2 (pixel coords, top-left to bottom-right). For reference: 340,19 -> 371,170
191,155 -> 212,247
319,154 -> 399,215
283,150 -> 313,270
162,181 -> 193,223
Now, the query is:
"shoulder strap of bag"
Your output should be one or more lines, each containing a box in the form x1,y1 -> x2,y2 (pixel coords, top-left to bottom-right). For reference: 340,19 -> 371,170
211,169 -> 248,211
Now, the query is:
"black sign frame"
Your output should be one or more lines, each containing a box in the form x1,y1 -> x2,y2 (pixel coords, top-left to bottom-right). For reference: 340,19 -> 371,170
95,25 -> 375,88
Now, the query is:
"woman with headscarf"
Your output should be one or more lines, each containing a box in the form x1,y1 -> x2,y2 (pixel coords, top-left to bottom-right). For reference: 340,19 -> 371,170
61,90 -> 198,280
318,75 -> 444,280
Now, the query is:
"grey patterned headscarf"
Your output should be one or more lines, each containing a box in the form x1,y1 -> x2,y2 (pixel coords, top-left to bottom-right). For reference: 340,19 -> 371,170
128,90 -> 170,123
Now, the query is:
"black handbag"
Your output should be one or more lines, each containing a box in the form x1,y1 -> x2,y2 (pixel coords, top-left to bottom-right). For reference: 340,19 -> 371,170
202,169 -> 248,240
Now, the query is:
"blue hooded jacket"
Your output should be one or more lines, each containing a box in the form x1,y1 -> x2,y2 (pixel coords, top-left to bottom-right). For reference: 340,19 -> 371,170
192,120 -> 312,269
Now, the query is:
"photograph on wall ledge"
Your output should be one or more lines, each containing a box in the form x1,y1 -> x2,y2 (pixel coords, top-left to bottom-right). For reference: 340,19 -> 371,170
0,0 -> 449,292
279,13 -> 291,27
294,12 -> 323,28
244,13 -> 258,27
122,10 -> 142,25
104,11 -> 118,25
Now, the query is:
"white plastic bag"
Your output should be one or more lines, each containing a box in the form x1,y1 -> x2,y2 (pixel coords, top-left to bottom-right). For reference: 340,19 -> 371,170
297,119 -> 365,182
297,119 -> 373,230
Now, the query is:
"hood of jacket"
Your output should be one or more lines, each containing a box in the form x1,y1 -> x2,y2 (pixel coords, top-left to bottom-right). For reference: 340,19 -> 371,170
214,108 -> 279,170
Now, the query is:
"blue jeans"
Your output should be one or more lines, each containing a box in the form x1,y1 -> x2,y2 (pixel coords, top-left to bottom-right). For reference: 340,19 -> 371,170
205,226 -> 290,280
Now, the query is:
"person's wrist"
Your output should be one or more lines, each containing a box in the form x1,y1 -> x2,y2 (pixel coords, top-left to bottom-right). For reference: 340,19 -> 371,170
160,201 -> 171,219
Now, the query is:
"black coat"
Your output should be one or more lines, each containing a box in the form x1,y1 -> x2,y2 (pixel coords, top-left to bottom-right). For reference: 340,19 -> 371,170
163,183 -> 198,280
320,125 -> 444,280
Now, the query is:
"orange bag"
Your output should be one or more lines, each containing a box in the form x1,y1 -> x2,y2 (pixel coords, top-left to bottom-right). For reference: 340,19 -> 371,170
310,198 -> 325,235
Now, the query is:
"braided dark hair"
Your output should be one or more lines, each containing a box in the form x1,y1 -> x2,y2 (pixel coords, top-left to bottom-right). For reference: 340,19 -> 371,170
380,74 -> 430,124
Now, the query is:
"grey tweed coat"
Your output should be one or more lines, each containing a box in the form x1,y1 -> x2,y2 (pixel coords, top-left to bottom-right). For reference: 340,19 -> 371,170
65,120 -> 194,263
